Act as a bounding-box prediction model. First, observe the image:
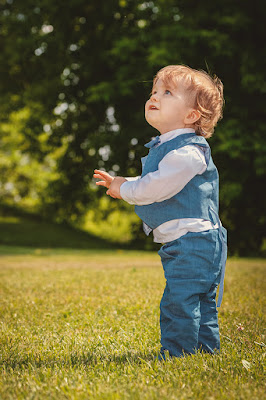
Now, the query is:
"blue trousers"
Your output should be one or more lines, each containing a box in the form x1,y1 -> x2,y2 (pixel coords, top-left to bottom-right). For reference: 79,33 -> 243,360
158,229 -> 223,358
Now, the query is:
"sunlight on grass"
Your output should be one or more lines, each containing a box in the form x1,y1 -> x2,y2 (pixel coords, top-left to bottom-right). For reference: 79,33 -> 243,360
0,252 -> 265,399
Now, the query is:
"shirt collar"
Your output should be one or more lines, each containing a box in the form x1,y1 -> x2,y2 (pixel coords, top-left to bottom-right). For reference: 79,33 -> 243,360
159,128 -> 195,145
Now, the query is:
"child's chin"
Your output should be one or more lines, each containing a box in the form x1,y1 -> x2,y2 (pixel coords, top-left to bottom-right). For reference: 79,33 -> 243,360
145,117 -> 159,130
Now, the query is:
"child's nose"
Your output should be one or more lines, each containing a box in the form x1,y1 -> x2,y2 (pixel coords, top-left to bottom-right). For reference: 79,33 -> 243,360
150,93 -> 159,102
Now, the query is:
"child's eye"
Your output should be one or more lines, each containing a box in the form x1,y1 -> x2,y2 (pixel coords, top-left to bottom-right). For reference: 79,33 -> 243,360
165,89 -> 172,95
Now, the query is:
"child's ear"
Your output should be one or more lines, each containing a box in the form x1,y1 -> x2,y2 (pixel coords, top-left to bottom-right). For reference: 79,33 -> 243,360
184,109 -> 201,124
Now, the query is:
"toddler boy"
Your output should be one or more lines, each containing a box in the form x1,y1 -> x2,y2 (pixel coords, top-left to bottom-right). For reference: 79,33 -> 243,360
94,65 -> 227,358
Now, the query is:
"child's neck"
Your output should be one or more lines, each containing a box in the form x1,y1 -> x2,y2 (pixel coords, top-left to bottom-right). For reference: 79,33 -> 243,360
159,127 -> 195,135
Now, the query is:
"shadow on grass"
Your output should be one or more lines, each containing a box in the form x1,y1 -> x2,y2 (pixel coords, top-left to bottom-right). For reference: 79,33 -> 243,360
0,203 -> 159,253
0,219 -> 115,250
1,350 -> 161,370
0,204 -> 115,250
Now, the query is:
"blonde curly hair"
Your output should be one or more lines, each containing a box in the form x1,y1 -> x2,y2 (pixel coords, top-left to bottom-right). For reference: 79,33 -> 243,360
154,65 -> 224,138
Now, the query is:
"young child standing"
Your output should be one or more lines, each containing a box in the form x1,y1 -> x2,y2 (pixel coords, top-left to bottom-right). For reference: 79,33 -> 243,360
93,65 -> 227,358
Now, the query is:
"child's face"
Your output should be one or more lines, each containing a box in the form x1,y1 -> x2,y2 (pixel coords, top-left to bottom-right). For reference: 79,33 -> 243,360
145,78 -> 193,134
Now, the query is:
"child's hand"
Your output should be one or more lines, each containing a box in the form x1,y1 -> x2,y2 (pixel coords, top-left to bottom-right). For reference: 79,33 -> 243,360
93,170 -> 126,199
93,169 -> 114,189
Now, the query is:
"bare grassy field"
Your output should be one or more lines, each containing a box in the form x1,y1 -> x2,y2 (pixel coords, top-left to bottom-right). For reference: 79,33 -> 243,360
0,248 -> 265,399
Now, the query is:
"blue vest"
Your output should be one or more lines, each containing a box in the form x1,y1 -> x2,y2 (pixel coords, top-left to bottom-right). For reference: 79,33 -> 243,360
135,133 -> 219,230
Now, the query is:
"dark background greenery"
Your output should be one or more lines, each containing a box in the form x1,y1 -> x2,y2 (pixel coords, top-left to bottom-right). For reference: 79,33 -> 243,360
0,0 -> 265,256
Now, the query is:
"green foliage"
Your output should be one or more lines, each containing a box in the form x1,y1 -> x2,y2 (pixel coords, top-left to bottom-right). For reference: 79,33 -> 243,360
0,252 -> 265,399
82,196 -> 141,243
0,107 -> 62,211
0,0 -> 265,255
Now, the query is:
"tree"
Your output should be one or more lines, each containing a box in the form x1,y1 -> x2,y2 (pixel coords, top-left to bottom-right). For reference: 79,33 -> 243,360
0,0 -> 265,255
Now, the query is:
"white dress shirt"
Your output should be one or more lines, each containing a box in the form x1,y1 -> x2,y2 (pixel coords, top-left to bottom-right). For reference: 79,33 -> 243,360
120,128 -> 217,243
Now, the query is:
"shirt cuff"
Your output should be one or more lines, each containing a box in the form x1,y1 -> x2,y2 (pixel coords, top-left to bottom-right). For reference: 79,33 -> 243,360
125,176 -> 140,182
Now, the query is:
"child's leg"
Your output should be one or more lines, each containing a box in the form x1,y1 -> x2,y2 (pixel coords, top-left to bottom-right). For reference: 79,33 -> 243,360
158,230 -> 222,358
197,236 -> 223,353
197,283 -> 220,353
159,277 -> 201,357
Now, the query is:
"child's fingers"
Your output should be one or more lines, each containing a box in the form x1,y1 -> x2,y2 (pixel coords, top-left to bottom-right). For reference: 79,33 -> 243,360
106,190 -> 116,198
95,181 -> 107,187
93,174 -> 107,180
94,169 -> 111,180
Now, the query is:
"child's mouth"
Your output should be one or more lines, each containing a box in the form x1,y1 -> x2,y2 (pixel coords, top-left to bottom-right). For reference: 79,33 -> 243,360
149,105 -> 159,110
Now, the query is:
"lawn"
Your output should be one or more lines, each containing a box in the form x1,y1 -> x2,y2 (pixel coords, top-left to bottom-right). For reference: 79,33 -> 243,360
0,247 -> 265,399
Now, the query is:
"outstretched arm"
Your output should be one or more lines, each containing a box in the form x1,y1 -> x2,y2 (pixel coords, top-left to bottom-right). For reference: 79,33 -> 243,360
93,169 -> 127,199
120,146 -> 207,205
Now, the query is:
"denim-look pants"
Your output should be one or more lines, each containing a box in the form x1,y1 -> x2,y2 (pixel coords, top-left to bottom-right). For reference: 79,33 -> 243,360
158,229 -> 223,358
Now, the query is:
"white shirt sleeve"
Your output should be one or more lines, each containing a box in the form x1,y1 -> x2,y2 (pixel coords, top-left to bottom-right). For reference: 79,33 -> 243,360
120,145 -> 207,205
125,176 -> 141,182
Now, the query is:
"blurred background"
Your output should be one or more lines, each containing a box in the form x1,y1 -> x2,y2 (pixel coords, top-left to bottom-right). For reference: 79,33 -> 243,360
0,0 -> 265,256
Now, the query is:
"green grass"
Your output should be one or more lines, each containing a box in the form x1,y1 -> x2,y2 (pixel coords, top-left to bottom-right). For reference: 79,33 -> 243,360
0,247 -> 265,399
